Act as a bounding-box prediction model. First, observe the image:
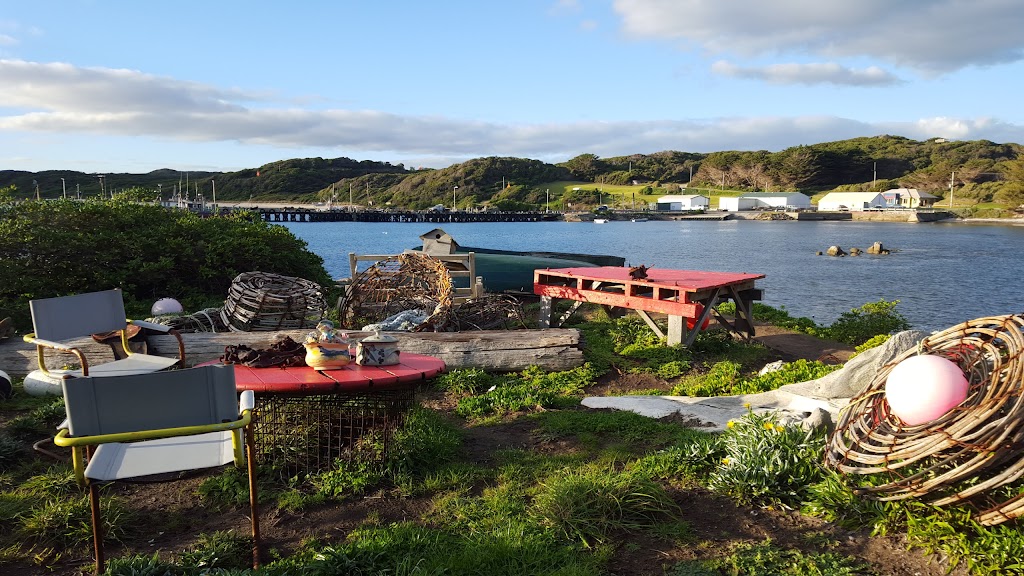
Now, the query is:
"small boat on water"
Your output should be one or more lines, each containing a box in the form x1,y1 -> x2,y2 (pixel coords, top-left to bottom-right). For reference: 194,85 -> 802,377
418,228 -> 624,293
631,217 -> 648,222
594,218 -> 609,224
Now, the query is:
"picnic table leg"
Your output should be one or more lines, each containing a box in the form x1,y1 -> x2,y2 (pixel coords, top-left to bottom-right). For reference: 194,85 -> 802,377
538,296 -> 554,328
667,315 -> 685,346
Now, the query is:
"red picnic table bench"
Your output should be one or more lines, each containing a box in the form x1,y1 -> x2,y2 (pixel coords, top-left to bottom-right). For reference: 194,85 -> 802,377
534,266 -> 764,346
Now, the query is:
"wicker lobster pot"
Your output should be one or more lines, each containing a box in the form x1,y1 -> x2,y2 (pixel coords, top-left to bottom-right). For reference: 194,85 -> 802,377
220,272 -> 327,332
826,314 -> 1024,525
338,252 -> 453,332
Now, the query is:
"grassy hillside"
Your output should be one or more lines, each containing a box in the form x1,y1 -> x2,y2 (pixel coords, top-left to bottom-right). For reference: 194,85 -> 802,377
3,136 -> 1023,212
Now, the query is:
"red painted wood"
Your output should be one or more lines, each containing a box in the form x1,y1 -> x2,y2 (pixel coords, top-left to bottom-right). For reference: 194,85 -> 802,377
198,353 -> 446,395
534,266 -> 764,318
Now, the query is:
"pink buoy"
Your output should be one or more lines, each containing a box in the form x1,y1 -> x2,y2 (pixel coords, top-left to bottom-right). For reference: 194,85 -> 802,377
885,354 -> 969,425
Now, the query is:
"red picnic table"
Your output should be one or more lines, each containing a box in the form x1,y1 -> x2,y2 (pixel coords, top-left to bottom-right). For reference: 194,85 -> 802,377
534,266 -> 764,347
200,353 -> 445,473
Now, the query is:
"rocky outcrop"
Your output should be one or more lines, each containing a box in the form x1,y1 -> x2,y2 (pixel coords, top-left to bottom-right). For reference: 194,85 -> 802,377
866,241 -> 891,255
826,245 -> 847,256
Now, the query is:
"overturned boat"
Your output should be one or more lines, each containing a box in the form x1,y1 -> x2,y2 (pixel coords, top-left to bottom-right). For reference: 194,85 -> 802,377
417,228 -> 625,293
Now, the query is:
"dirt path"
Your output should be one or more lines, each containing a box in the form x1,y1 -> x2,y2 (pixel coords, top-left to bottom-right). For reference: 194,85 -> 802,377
751,323 -> 856,363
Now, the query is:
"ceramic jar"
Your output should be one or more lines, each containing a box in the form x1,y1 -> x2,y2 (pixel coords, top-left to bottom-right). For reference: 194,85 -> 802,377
303,342 -> 351,370
356,331 -> 401,366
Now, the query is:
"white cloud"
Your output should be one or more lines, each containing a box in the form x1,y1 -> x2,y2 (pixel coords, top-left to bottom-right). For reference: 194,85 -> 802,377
711,60 -> 901,86
0,34 -> 17,46
1,59 -> 1022,168
614,0 -> 1024,73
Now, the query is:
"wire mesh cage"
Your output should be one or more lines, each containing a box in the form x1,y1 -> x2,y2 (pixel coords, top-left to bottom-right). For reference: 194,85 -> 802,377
826,314 -> 1024,525
252,389 -> 415,477
220,271 -> 327,332
338,252 -> 453,332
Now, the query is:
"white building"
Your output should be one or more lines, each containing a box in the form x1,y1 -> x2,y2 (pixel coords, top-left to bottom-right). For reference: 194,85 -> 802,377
718,192 -> 812,211
656,194 -> 710,211
817,192 -> 887,212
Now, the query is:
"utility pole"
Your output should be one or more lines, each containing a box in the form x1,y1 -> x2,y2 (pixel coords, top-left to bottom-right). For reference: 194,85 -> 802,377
211,179 -> 216,210
873,162 -> 877,190
61,177 -> 66,199
949,171 -> 955,207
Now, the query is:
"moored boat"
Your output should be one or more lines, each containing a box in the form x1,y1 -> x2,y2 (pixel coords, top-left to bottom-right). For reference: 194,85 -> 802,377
418,228 -> 625,293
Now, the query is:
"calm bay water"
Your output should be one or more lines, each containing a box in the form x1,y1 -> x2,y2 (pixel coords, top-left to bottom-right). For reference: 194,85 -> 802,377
281,219 -> 1024,333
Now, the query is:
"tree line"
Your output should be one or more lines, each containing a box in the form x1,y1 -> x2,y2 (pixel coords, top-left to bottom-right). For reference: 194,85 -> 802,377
3,135 -> 1023,209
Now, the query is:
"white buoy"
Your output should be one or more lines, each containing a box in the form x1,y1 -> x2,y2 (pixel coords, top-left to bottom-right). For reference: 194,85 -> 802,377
152,297 -> 184,315
23,370 -> 63,397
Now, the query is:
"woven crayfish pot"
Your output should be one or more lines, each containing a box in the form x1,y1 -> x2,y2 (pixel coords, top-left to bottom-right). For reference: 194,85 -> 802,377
220,271 -> 326,331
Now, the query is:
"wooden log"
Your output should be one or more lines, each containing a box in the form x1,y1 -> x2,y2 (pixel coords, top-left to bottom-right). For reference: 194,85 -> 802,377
2,336 -> 130,378
0,329 -> 584,377
148,329 -> 583,372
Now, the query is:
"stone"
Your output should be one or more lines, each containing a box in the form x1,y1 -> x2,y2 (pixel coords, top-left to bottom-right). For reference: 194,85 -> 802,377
849,247 -> 862,256
759,360 -> 785,375
867,241 -> 890,255
826,245 -> 846,257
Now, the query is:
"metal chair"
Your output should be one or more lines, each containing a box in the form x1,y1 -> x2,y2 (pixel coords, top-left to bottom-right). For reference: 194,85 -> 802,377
23,289 -> 186,379
52,365 -> 261,574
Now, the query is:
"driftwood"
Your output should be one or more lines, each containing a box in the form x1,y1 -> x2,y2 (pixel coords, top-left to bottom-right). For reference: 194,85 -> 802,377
0,329 -> 584,377
148,329 -> 583,372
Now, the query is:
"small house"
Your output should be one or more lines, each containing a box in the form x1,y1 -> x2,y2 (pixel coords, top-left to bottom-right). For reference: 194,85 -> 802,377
656,194 -> 709,211
882,188 -> 939,209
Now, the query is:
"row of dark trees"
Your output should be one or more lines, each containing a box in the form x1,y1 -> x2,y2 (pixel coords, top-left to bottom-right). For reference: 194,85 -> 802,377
4,136 -> 1023,209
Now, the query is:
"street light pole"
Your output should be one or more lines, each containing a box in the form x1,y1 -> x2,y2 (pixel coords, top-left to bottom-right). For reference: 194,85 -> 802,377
453,185 -> 458,211
949,171 -> 955,207
546,188 -> 550,213
61,178 -> 66,199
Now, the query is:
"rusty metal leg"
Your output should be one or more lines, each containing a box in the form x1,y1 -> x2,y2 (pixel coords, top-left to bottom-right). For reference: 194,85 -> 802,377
245,423 -> 262,569
89,483 -> 104,576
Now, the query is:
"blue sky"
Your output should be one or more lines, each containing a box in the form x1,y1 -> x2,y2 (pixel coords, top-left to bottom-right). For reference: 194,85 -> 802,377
2,0 -> 1023,174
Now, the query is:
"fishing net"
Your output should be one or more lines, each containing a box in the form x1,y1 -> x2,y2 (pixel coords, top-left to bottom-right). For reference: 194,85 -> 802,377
338,251 -> 453,332
825,314 -> 1024,525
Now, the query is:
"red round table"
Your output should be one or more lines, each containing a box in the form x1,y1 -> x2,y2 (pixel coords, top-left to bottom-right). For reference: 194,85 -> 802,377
199,353 -> 445,474
205,353 -> 446,394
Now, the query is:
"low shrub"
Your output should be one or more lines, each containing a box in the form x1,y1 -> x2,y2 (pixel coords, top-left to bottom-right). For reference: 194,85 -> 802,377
708,410 -> 826,505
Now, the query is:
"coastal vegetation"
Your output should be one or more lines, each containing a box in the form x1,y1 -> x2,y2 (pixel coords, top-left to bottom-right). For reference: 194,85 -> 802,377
3,136 -> 1024,214
0,195 -> 1020,574
0,199 -> 333,329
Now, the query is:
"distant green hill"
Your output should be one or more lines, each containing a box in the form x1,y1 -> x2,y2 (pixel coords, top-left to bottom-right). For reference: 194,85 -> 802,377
3,136 -> 1022,210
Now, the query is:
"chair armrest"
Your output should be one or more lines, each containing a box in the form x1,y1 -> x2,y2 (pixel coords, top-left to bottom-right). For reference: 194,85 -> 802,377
127,320 -> 186,362
53,411 -> 253,448
23,334 -> 78,352
240,390 -> 255,412
130,319 -> 173,333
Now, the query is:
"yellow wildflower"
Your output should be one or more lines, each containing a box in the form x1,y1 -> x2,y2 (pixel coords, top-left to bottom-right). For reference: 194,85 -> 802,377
722,458 -> 731,465
764,422 -> 775,431
743,402 -> 752,410
726,420 -> 735,429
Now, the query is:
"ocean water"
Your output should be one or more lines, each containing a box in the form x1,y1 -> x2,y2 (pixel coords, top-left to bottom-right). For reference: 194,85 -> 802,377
281,219 -> 1024,333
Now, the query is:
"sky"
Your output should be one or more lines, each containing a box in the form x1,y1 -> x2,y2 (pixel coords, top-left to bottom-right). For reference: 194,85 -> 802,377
2,0 -> 1024,175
